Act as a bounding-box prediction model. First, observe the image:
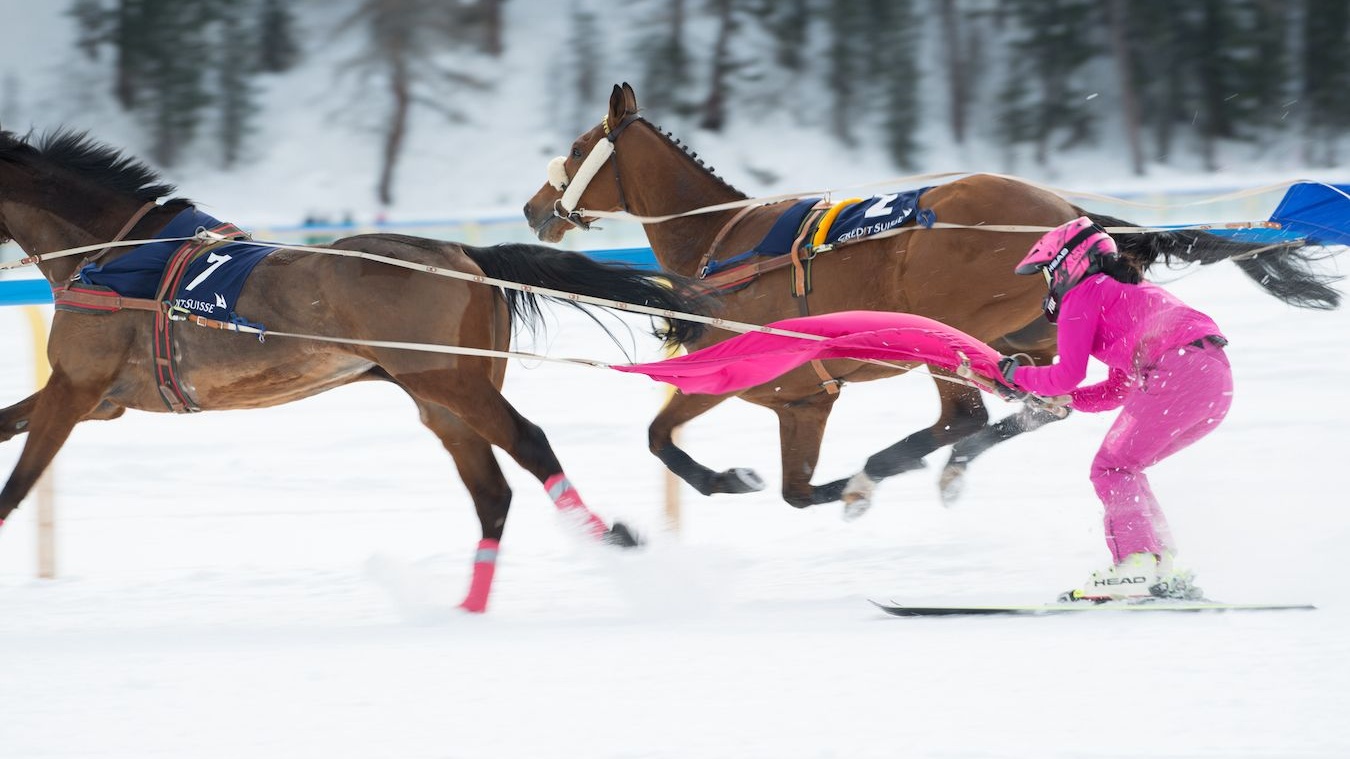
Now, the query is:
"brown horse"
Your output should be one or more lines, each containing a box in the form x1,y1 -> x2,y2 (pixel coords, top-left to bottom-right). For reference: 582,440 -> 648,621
524,83 -> 1338,515
0,127 -> 711,612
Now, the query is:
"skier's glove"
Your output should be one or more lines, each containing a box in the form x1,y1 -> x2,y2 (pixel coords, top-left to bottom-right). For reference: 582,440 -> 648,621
991,356 -> 1027,401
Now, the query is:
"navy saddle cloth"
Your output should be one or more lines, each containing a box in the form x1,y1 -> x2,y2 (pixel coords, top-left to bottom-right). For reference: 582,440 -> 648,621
78,207 -> 272,321
705,187 -> 933,277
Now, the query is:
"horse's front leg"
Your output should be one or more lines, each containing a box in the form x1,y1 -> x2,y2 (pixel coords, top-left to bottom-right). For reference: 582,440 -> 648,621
772,391 -> 843,508
0,392 -> 40,444
836,378 -> 988,519
649,390 -> 765,495
938,403 -> 1068,504
0,371 -> 108,525
3,393 -> 126,445
411,399 -> 513,613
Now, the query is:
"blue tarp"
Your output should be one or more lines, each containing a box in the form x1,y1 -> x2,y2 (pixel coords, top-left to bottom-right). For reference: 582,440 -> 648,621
1269,182 -> 1350,246
1175,182 -> 1350,246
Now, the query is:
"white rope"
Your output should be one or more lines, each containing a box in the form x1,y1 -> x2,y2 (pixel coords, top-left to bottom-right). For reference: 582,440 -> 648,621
570,170 -> 1328,231
186,315 -> 614,370
12,172 -> 1329,396
183,312 -> 994,395
2,227 -> 1009,394
0,235 -> 199,273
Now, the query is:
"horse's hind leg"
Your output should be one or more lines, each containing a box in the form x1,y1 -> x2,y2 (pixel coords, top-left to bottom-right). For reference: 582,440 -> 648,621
396,369 -> 634,544
938,403 -> 1067,504
0,371 -> 108,525
649,390 -> 765,495
834,378 -> 989,519
938,331 -> 1067,505
411,400 -> 513,613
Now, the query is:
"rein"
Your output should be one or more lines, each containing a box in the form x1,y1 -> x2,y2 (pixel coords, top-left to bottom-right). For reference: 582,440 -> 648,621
0,233 -> 199,273
542,118 -> 1303,270
8,222 -> 1010,396
69,201 -> 159,279
568,165 -> 1318,231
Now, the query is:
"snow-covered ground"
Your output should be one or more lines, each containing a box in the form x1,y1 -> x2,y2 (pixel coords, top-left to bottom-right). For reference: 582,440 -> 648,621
1,245 -> 1347,757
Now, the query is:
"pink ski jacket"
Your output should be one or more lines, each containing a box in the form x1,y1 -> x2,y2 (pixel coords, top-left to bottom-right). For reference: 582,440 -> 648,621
1013,274 -> 1225,412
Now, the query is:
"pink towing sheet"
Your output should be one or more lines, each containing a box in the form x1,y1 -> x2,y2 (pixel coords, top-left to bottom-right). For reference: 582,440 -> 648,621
615,310 -> 1003,395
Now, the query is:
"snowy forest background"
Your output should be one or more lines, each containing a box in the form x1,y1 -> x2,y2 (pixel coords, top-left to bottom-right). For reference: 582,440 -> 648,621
2,0 -> 1350,221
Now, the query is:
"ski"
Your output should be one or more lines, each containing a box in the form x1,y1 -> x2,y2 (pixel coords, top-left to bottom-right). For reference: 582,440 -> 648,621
871,599 -> 1316,617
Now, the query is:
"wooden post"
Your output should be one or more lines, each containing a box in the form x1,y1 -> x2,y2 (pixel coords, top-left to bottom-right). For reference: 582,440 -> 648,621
663,418 -> 682,533
22,306 -> 55,579
661,343 -> 684,533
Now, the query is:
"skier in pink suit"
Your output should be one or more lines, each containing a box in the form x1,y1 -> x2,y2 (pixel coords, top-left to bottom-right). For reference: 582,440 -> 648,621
998,216 -> 1232,602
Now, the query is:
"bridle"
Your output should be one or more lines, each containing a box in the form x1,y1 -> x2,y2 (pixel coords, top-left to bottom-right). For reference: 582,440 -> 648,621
546,113 -> 643,230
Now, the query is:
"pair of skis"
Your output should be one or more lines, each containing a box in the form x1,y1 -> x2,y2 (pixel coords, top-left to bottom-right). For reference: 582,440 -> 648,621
871,599 -> 1315,617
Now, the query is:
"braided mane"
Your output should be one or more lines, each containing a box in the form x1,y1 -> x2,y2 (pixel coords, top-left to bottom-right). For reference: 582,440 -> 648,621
645,120 -> 747,200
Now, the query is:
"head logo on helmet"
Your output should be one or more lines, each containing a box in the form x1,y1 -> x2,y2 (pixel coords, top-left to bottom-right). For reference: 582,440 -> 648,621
1015,216 -> 1118,322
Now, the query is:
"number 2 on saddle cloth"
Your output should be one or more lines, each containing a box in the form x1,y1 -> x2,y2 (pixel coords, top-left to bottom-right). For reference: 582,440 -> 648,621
694,187 -> 936,392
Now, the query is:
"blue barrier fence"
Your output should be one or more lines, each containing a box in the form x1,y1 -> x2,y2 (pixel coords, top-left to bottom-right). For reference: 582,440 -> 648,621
0,246 -> 660,307
0,278 -> 54,306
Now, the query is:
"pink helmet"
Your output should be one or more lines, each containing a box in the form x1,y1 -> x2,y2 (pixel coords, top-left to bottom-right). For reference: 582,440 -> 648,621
1015,216 -> 1118,322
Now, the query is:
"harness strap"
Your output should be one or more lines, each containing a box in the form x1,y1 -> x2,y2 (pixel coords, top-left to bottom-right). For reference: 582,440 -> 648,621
788,205 -> 841,394
69,201 -> 159,281
788,205 -> 827,299
696,202 -> 768,280
150,223 -> 246,413
52,285 -> 161,314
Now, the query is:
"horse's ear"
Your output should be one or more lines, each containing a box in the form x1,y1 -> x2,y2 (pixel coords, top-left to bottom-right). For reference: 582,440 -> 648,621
610,83 -> 637,122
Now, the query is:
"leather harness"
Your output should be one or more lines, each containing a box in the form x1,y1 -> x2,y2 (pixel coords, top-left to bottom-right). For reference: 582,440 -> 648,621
53,215 -> 249,413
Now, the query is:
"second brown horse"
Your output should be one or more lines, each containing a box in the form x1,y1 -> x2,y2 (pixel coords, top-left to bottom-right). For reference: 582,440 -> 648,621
524,83 -> 1337,516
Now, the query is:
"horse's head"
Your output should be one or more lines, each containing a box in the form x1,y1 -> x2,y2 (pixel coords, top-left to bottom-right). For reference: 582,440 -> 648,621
523,83 -> 641,243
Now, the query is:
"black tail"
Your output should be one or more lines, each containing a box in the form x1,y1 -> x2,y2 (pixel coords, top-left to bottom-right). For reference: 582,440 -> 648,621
461,243 -> 714,347
1081,211 -> 1342,310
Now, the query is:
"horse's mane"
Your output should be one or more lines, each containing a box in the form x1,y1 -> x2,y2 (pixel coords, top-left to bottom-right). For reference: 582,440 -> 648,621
0,125 -> 178,202
645,120 -> 747,200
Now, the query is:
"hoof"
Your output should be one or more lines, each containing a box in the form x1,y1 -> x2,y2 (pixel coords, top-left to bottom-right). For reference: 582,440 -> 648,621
938,464 -> 966,506
841,472 -> 877,521
714,467 -> 765,494
842,496 -> 872,521
604,521 -> 643,548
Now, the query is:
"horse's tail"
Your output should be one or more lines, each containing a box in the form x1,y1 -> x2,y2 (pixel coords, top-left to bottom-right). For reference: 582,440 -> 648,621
461,242 -> 714,347
1078,210 -> 1341,310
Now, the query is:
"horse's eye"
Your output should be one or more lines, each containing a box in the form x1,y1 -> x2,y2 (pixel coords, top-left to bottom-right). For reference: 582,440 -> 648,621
571,148 -> 583,159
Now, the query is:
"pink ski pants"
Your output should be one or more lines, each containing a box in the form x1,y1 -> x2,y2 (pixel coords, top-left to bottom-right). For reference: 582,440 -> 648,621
1090,341 -> 1233,562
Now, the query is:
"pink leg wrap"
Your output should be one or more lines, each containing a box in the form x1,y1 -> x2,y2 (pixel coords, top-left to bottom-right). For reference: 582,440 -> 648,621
458,538 -> 500,613
544,473 -> 608,540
